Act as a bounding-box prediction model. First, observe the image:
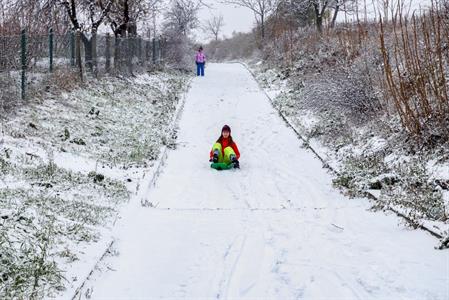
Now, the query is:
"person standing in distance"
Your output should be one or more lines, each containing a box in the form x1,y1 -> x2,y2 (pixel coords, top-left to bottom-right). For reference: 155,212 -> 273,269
195,46 -> 206,76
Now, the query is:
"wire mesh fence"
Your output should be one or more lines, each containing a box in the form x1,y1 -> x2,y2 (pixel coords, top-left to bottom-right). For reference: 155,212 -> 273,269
0,29 -> 168,108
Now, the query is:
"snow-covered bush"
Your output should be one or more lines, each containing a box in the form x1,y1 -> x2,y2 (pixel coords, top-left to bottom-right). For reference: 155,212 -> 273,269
162,31 -> 194,71
301,65 -> 382,123
381,160 -> 446,221
0,211 -> 64,299
0,155 -> 129,298
161,0 -> 200,70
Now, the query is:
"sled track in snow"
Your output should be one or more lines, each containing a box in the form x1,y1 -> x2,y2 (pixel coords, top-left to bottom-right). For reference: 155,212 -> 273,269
79,63 -> 448,300
216,234 -> 248,299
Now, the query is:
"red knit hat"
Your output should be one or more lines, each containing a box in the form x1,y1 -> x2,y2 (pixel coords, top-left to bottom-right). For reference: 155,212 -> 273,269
222,125 -> 231,133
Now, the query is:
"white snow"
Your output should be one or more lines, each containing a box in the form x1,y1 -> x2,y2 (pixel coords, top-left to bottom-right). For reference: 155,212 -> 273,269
79,63 -> 448,300
1,70 -> 190,299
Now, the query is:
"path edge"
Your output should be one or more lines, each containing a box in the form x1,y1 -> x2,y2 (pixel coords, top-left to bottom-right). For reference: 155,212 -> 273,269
236,61 -> 446,246
69,76 -> 192,300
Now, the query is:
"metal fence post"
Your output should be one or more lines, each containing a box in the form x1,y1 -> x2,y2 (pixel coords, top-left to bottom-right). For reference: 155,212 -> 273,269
157,38 -> 161,63
91,32 -> 97,76
21,29 -> 27,100
49,28 -> 54,72
161,38 -> 166,62
114,36 -> 120,72
127,37 -> 133,74
105,33 -> 111,73
75,31 -> 83,81
152,38 -> 156,65
70,30 -> 75,67
145,40 -> 151,67
137,36 -> 142,66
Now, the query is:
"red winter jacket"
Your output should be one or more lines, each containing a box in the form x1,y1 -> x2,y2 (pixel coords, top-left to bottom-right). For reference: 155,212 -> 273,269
210,138 -> 240,160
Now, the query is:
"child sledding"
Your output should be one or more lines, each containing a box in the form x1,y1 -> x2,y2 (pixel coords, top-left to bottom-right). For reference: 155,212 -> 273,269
209,125 -> 240,170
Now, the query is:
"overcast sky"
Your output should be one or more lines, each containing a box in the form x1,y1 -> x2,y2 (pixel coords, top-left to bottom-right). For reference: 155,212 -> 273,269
190,0 -> 432,43
193,0 -> 433,41
194,1 -> 256,42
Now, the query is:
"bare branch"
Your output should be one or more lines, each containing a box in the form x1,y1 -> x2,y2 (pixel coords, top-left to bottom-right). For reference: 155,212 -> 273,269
203,14 -> 224,40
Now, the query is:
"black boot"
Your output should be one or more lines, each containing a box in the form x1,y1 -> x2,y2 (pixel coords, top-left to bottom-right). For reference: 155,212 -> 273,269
212,150 -> 219,163
233,160 -> 240,169
231,155 -> 240,168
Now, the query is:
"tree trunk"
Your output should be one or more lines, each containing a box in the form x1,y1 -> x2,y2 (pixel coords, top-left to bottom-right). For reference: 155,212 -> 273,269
331,5 -> 340,28
81,34 -> 93,71
84,41 -> 93,71
91,32 -> 97,76
313,3 -> 322,33
316,15 -> 323,33
114,36 -> 121,72
313,2 -> 327,33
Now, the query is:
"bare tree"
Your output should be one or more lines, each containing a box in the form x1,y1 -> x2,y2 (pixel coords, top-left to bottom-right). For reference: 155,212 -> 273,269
59,0 -> 113,34
203,14 -> 224,41
162,0 -> 200,68
107,0 -> 162,37
380,0 -> 413,24
222,0 -> 281,39
330,0 -> 357,28
379,0 -> 390,21
109,0 -> 135,37
164,0 -> 200,36
140,1 -> 163,39
310,0 -> 330,32
287,0 -> 356,32
0,0 -> 70,34
59,0 -> 114,70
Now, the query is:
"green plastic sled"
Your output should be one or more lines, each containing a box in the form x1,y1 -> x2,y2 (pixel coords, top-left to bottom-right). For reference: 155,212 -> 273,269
210,162 -> 235,170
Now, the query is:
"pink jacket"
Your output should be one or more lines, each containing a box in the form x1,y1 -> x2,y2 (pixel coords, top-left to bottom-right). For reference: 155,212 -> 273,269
195,51 -> 206,63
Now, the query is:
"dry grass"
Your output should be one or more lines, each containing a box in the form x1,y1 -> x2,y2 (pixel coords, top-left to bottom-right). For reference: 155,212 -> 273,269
380,2 -> 449,137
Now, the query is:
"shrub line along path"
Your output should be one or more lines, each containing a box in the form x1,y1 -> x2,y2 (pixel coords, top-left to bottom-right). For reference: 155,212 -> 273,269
82,63 -> 448,300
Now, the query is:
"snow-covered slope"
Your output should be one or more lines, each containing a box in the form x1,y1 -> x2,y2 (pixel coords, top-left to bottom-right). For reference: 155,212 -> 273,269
80,63 -> 448,300
0,72 -> 189,299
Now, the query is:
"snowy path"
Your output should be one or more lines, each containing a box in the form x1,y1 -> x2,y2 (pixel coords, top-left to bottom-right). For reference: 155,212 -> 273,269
85,63 -> 448,300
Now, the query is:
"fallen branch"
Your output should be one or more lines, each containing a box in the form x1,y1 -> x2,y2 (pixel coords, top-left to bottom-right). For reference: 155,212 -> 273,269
437,235 -> 449,250
71,240 -> 114,300
331,223 -> 344,230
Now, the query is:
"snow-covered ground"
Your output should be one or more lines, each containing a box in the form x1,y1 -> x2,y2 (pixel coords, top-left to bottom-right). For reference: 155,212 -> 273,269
79,63 -> 448,300
0,71 -> 189,299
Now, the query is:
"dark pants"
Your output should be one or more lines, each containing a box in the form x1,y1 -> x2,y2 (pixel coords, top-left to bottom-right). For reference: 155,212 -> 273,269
196,62 -> 205,76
